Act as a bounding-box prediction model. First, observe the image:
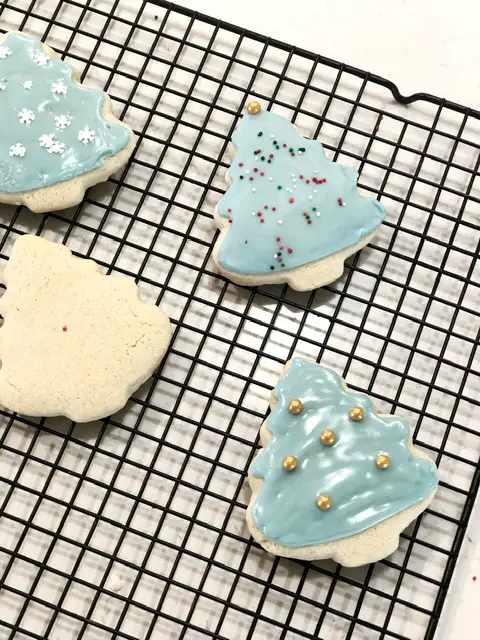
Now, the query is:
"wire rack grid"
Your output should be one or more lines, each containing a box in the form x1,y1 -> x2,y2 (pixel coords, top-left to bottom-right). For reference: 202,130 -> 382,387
0,1 -> 479,639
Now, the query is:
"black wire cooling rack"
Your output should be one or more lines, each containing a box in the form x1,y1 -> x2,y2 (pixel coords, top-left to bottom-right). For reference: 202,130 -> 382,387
0,1 -> 479,639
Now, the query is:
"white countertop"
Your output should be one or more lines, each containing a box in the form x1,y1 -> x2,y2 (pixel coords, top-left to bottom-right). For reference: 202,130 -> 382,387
182,1 -> 480,637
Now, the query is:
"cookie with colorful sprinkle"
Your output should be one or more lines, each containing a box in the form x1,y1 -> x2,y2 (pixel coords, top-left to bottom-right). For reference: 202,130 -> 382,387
247,358 -> 438,566
0,32 -> 135,212
213,102 -> 386,291
0,235 -> 171,423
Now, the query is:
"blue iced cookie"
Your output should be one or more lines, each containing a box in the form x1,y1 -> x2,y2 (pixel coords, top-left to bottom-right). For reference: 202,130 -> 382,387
247,358 -> 438,566
214,101 -> 386,291
0,32 -> 134,212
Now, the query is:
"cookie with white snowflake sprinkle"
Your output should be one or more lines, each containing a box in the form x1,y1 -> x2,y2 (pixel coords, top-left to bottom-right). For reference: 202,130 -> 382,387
0,32 -> 135,212
213,102 -> 386,291
0,235 -> 171,423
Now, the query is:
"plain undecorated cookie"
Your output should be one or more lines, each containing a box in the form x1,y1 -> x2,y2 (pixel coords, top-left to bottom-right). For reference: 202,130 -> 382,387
0,235 -> 171,422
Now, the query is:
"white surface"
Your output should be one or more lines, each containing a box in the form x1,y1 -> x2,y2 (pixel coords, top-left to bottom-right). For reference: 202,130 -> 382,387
0,1 -> 478,639
189,0 -> 480,110
176,6 -> 480,638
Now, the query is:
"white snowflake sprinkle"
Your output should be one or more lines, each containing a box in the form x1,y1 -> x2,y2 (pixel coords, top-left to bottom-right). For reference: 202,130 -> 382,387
268,177 -> 273,181
278,220 -> 283,225
316,211 -> 321,216
33,51 -> 50,67
18,109 -> 35,124
0,79 -> 6,91
252,188 -> 256,192
0,46 -> 12,60
251,212 -> 256,216
77,126 -> 95,144
18,108 -> 35,125
48,140 -> 66,155
55,114 -> 72,129
313,189 -> 318,193
308,195 -> 313,200
9,143 -> 26,157
39,133 -> 55,148
51,79 -> 68,96
23,81 -> 33,90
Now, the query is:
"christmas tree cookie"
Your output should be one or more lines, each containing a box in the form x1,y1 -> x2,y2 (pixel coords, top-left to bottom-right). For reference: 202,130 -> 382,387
214,102 -> 386,291
0,32 -> 135,212
247,358 -> 438,566
0,235 -> 171,423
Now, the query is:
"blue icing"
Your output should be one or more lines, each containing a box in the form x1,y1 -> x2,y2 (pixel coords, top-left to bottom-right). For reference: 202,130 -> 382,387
251,358 -> 438,546
218,110 -> 386,274
0,32 -> 131,193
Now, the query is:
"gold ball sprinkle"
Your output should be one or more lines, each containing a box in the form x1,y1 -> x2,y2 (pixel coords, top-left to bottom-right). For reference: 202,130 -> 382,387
316,495 -> 332,511
376,454 -> 391,469
320,429 -> 336,446
282,455 -> 298,471
349,406 -> 364,422
246,100 -> 262,115
288,399 -> 303,415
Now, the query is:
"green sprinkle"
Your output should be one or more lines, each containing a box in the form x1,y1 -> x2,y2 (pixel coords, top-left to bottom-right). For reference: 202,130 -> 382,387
258,132 -> 263,137
289,147 -> 294,152
277,186 -> 282,190
306,215 -> 310,220
240,176 -> 244,180
273,140 -> 277,144
312,207 -> 316,211
261,156 -> 265,161
267,159 -> 271,163
276,145 -> 280,150
270,266 -> 275,270
281,263 -> 285,267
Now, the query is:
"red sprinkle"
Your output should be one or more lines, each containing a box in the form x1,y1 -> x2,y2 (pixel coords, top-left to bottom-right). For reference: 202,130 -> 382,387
283,143 -> 287,147
264,205 -> 268,209
303,212 -> 308,216
474,576 -> 477,582
260,218 -> 264,223
228,208 -> 232,212
257,212 -> 261,216
289,198 -> 295,203
277,257 -> 282,262
288,248 -> 293,254
276,236 -> 281,241
279,245 -> 284,250
290,152 -> 295,156
269,154 -> 274,158
299,175 -> 304,179
239,162 -> 243,167
249,177 -> 254,181
228,219 -> 232,223
62,326 -> 67,332
323,178 -> 327,183
306,179 -> 310,184
254,168 -> 258,173
272,207 -> 276,211
308,220 -> 312,224
260,172 -> 265,176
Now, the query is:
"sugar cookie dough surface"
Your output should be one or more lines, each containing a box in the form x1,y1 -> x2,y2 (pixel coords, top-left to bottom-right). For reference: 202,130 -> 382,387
0,235 -> 171,422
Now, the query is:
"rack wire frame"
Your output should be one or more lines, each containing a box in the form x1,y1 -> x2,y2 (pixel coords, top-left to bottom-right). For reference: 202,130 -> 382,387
0,0 -> 479,639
